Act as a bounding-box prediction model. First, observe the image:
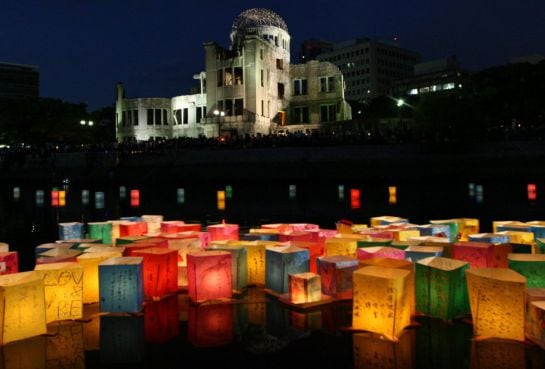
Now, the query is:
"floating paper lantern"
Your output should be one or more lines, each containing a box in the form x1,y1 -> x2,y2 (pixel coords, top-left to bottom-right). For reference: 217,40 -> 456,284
245,242 -> 267,286
242,229 -> 279,241
405,246 -> 443,263
188,303 -> 233,347
207,244 -> 248,292
352,266 -> 412,340
119,221 -> 148,237
133,248 -> 178,299
0,243 -> 8,253
278,231 -> 313,243
470,338 -> 526,369
12,187 -> 20,201
35,248 -> 82,265
100,314 -> 145,364
51,190 -> 59,207
415,257 -> 470,320
418,224 -> 451,238
94,191 -> 105,209
528,183 -> 537,201
161,221 -> 185,234
115,235 -> 149,245
370,216 -> 408,227
357,246 -> 406,260
58,222 -> 84,240
208,223 -> 239,241
99,257 -> 144,313
353,331 -> 415,369
507,254 -> 545,288
34,262 -> 83,323
0,272 -> 47,344
350,189 -> 360,209
46,322 -> 84,368
217,190 -> 226,210
80,189 -> 90,205
187,251 -> 231,301
59,190 -> 66,207
285,241 -> 323,273
317,255 -> 359,299
357,238 -> 393,248
130,189 -> 140,207
452,242 -> 494,268
499,230 -> 534,254
325,237 -> 359,258
265,246 -> 309,294
141,215 -> 163,234
537,238 -> 545,254
77,251 -> 122,304
338,185 -> 345,200
468,233 -> 510,244
388,186 -> 397,205
119,186 -> 127,199
289,184 -> 296,199
527,301 -> 545,350
527,221 -> 545,239
475,185 -> 483,203
177,188 -> 185,204
289,272 -> 321,303
0,252 -> 18,275
430,220 -> 459,242
88,222 -> 113,245
466,268 -> 526,341
144,295 -> 179,343
36,189 -> 45,206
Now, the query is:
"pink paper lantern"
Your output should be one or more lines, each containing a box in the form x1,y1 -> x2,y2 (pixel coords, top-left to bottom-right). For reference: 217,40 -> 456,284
207,224 -> 239,242
187,251 -> 232,302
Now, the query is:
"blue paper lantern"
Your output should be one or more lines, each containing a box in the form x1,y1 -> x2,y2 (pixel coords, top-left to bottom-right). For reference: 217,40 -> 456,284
58,222 -> 84,240
265,246 -> 309,294
99,257 -> 144,313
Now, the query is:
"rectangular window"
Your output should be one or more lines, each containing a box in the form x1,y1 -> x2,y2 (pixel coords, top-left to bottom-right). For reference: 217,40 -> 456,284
116,112 -> 119,126
260,49 -> 264,59
234,98 -> 243,115
163,109 -> 168,125
203,106 -> 207,118
133,110 -> 139,126
127,110 -> 132,125
319,76 -> 335,92
155,109 -> 162,125
183,108 -> 188,124
260,69 -> 264,87
225,99 -> 233,116
218,100 -> 224,111
175,109 -> 182,125
320,104 -> 337,122
217,69 -> 223,87
278,83 -> 285,99
224,67 -> 233,85
261,100 -> 264,116
122,111 -> 127,126
293,79 -> 308,96
293,107 -> 309,123
276,58 -> 283,70
147,109 -> 154,125
196,107 -> 202,123
234,67 -> 243,85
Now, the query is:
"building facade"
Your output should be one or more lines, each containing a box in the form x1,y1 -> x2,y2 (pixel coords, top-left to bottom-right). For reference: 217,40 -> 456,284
0,61 -> 39,99
115,8 -> 351,142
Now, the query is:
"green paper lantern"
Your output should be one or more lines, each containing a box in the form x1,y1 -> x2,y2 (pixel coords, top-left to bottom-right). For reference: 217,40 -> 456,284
508,254 -> 545,288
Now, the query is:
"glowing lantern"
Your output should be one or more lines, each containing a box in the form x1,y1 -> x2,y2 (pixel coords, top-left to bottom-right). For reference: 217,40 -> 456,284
0,252 -> 18,275
88,222 -> 113,245
357,246 -> 406,260
278,231 -> 312,243
141,215 -> 163,235
466,268 -> 526,341
338,184 -> 345,200
46,322 -> 84,368
188,303 -> 233,347
161,221 -> 186,234
415,257 -> 470,320
468,233 -> 510,244
51,190 -> 59,207
208,223 -> 239,241
225,185 -> 233,199
284,241 -> 323,273
527,221 -> 545,239
119,186 -> 127,199
35,248 -> 82,265
388,186 -> 397,205
245,242 -> 267,286
242,229 -> 279,241
527,301 -> 545,350
119,222 -> 148,237
507,254 -> 545,288
475,185 -> 484,203
132,248 -> 178,299
288,272 -> 321,303
370,216 -> 408,227
470,338 -> 526,369
94,191 -> 105,209
144,295 -> 179,343
353,331 -> 415,369
352,266 -> 412,340
0,243 -> 7,253
58,190 -> 66,207
0,272 -> 47,344
130,189 -> 140,207
265,246 -> 309,294
500,230 -> 534,253
100,315 -> 145,364
58,222 -> 84,240
357,238 -> 393,248
528,183 -> 537,201
350,189 -> 360,209
468,183 -> 475,198
177,188 -> 185,204
36,189 -> 45,206
187,251 -> 231,301
289,184 -> 296,199
34,262 -> 83,323
207,244 -> 248,292
429,220 -> 461,242
80,189 -> 89,205
98,257 -> 144,313
418,224 -> 450,238
217,190 -> 225,210
405,246 -> 443,262
317,255 -> 359,299
452,242 -> 494,268
325,237 -> 359,257
77,251 -> 122,304
12,187 -> 20,201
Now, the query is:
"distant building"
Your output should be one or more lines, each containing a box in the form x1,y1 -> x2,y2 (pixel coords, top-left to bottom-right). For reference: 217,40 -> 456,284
315,38 -> 420,102
0,61 -> 39,99
509,54 -> 545,65
298,39 -> 334,63
391,56 -> 468,97
116,8 -> 351,142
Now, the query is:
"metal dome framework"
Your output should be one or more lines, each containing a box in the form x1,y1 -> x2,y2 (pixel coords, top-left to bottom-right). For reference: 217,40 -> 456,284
231,8 -> 288,33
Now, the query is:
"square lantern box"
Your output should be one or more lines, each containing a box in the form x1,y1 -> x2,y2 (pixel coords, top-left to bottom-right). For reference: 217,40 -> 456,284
470,339 -> 526,369
207,244 -> 248,292
353,331 -> 415,369
36,248 -> 82,265
283,241 -> 323,273
35,242 -> 71,256
325,237 -> 359,258
144,295 -> 179,343
188,303 -> 233,347
141,215 -> 164,235
352,266 -> 412,341
131,248 -> 178,300
160,221 -> 185,234
430,220 -> 460,242
244,241 -> 271,286
418,224 -> 451,238
370,216 -> 409,227
58,222 -> 85,241
119,222 -> 148,237
393,229 -> 421,242
526,301 -> 545,350
98,257 -> 144,313
527,221 -> 545,239
207,224 -> 239,241
46,322 -> 84,369
508,254 -> 545,288
288,272 -> 321,304
83,245 -> 125,254
0,272 -> 47,344
0,252 -> 18,275
34,262 -> 83,323
500,230 -> 534,254
164,238 -> 201,266
317,255 -> 359,299
457,218 -> 480,241
452,242 -> 494,268
100,314 -> 145,364
405,246 -> 443,263
265,246 -> 309,294
87,222 -> 113,245
187,251 -> 232,302
466,268 -> 526,341
76,251 -> 123,304
415,257 -> 470,320
537,238 -> 545,254
357,246 -> 406,261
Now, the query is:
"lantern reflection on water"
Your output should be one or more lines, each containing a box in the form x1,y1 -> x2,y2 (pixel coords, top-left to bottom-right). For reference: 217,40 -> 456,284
100,314 -> 145,364
353,331 -> 415,369
98,257 -> 144,313
0,336 -> 47,368
265,246 -> 309,294
352,266 -> 412,340
34,262 -> 83,323
470,339 -> 526,369
187,251 -> 232,302
144,295 -> 179,343
0,272 -> 47,344
188,303 -> 233,347
466,268 -> 526,341
46,322 -> 84,369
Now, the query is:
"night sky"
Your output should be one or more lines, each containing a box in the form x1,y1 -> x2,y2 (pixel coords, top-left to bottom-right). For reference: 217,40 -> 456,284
1,0 -> 543,109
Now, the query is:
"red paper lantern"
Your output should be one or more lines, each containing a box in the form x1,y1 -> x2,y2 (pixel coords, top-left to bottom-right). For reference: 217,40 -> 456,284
0,252 -> 18,275
119,222 -> 148,237
452,242 -> 494,268
144,295 -> 179,343
133,248 -> 178,299
51,190 -> 59,207
188,303 -> 233,347
350,189 -> 361,209
187,251 -> 232,302
123,241 -> 168,257
284,241 -> 324,273
528,183 -> 537,201
130,190 -> 140,207
207,224 -> 239,242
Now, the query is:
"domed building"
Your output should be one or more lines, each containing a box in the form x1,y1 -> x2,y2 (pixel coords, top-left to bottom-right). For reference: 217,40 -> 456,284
115,8 -> 351,141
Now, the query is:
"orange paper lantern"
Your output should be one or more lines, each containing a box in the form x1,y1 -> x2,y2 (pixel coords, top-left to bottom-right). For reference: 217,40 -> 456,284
187,251 -> 232,301
133,248 -> 178,299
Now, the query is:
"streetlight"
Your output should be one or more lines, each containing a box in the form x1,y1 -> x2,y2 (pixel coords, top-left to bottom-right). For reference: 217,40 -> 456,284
396,99 -> 405,129
80,120 -> 94,126
213,109 -> 225,137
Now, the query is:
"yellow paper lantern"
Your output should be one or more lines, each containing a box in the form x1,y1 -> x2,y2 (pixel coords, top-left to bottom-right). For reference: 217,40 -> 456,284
245,242 -> 267,286
76,252 -> 122,304
35,262 -> 84,323
289,272 -> 321,304
325,237 -> 359,258
458,218 -> 480,241
466,268 -> 526,341
0,272 -> 47,344
352,266 -> 412,340
394,229 -> 420,242
526,301 -> 545,350
353,331 -> 415,369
